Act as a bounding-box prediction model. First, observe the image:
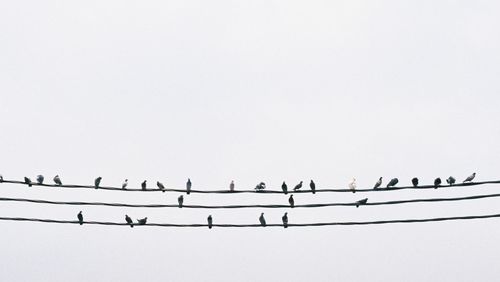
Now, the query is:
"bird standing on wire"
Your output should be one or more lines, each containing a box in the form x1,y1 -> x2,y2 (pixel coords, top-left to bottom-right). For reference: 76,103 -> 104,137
141,180 -> 147,191
122,179 -> 128,190
137,217 -> 147,225
259,213 -> 266,227
293,181 -> 303,191
77,211 -> 83,225
207,215 -> 213,229
374,177 -> 382,189
178,195 -> 184,208
186,178 -> 192,194
255,182 -> 266,191
53,175 -> 62,186
157,181 -> 165,192
229,180 -> 235,192
95,177 -> 102,189
387,178 -> 399,188
0,175 -> 3,182
412,177 -> 419,187
125,215 -> 134,228
356,198 -> 368,208
24,177 -> 32,187
349,178 -> 357,193
310,180 -> 316,194
281,181 -> 288,194
36,175 -> 44,184
446,176 -> 456,186
282,212 -> 288,228
434,178 -> 442,189
463,173 -> 476,183
288,194 -> 295,208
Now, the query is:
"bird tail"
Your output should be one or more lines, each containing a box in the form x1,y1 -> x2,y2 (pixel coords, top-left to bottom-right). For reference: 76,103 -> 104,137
130,224 -> 134,228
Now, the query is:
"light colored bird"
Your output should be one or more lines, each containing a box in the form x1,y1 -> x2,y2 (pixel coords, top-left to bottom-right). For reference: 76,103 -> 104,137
157,181 -> 165,192
288,195 -> 295,208
387,178 -> 399,188
373,177 -> 382,189
77,211 -> 83,225
434,178 -> 442,189
349,178 -> 357,193
411,177 -> 419,187
125,215 -> 134,228
24,177 -> 32,187
94,177 -> 102,189
53,175 -> 62,186
186,178 -> 192,194
310,180 -> 316,194
141,180 -> 147,191
36,175 -> 44,184
281,181 -> 288,194
178,195 -> 184,208
356,198 -> 368,208
282,212 -> 288,228
463,173 -> 476,183
122,179 -> 128,189
259,213 -> 266,227
137,217 -> 147,225
293,181 -> 303,191
229,180 -> 235,192
207,215 -> 213,229
446,176 -> 456,186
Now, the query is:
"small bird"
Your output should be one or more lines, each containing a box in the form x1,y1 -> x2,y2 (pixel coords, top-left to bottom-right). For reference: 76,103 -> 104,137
24,177 -> 32,187
125,215 -> 134,228
412,177 -> 419,187
36,175 -> 44,184
356,198 -> 368,208
141,180 -> 147,191
137,217 -> 147,225
94,177 -> 102,189
178,195 -> 184,208
0,175 -> 3,182
387,178 -> 399,188
293,181 -> 303,191
434,177 -> 442,189
463,173 -> 476,183
77,211 -> 83,225
310,180 -> 316,194
282,212 -> 288,228
288,194 -> 295,208
259,213 -> 266,227
229,180 -> 235,192
186,178 -> 192,194
157,181 -> 165,192
53,175 -> 62,186
207,215 -> 213,229
255,182 -> 266,191
446,176 -> 456,186
373,177 -> 382,189
281,181 -> 288,194
122,179 -> 128,189
349,178 -> 357,193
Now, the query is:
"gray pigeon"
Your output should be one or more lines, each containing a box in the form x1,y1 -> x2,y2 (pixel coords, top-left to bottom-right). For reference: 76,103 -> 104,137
387,178 -> 399,188
281,181 -> 288,194
24,177 -> 32,187
122,179 -> 128,189
463,173 -> 476,183
288,195 -> 295,208
137,217 -> 147,225
259,213 -> 266,227
178,195 -> 184,208
36,175 -> 44,184
186,178 -> 192,194
77,211 -> 83,225
95,177 -> 102,189
282,212 -> 288,228
434,178 -> 442,188
412,177 -> 419,187
141,180 -> 147,191
446,176 -> 456,186
229,181 -> 235,192
207,215 -> 213,229
255,182 -> 266,191
0,175 -> 3,182
293,181 -> 303,191
125,215 -> 134,228
157,181 -> 165,192
356,198 -> 368,208
373,177 -> 382,189
310,180 -> 316,194
53,175 -> 62,186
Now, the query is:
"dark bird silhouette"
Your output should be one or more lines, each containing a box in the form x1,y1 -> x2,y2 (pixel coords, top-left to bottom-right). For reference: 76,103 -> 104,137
207,215 -> 213,229
125,215 -> 134,228
141,180 -> 147,191
463,173 -> 476,183
122,179 -> 128,189
288,195 -> 295,208
178,195 -> 184,208
137,217 -> 147,225
310,180 -> 316,194
412,177 -> 419,187
293,181 -> 303,191
255,182 -> 266,191
0,175 -> 3,182
36,175 -> 44,184
259,213 -> 266,227
77,211 -> 83,225
186,178 -> 192,194
282,212 -> 288,228
387,178 -> 399,188
281,181 -> 288,194
373,177 -> 382,189
24,177 -> 32,187
446,176 -> 456,186
356,198 -> 368,208
157,181 -> 165,192
53,175 -> 62,186
94,177 -> 102,189
229,180 -> 235,192
434,177 -> 442,189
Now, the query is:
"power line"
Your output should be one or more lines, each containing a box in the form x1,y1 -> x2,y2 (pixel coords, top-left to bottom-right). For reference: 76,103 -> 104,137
0,213 -> 499,227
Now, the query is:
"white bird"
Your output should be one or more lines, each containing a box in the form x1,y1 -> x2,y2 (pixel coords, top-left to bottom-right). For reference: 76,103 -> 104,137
36,175 -> 44,184
122,179 -> 128,189
229,180 -> 235,191
463,173 -> 476,183
53,175 -> 62,186
349,178 -> 357,193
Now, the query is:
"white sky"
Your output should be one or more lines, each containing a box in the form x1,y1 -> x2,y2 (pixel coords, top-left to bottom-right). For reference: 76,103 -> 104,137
1,1 -> 500,281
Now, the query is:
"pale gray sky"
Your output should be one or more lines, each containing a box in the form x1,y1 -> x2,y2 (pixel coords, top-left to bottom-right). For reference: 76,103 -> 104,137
1,1 -> 500,281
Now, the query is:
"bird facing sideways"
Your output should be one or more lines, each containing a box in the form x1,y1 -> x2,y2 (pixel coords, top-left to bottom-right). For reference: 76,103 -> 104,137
53,175 -> 62,186
281,181 -> 288,194
259,213 -> 266,227
373,177 -> 382,189
125,215 -> 134,228
95,177 -> 102,189
387,178 -> 399,188
282,212 -> 288,228
288,195 -> 295,208
463,173 -> 476,183
122,179 -> 128,189
294,181 -> 303,191
77,211 -> 83,225
24,177 -> 32,187
137,217 -> 147,225
434,177 -> 442,188
186,178 -> 192,194
157,181 -> 165,192
141,180 -> 147,191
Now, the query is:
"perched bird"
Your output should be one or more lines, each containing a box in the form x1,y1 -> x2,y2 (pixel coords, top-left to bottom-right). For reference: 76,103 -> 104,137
186,178 -> 192,194
122,179 -> 128,189
259,213 -> 266,227
387,178 -> 399,188
178,195 -> 184,208
293,181 -> 303,191
356,198 -> 368,208
24,177 -> 32,187
125,215 -> 134,228
255,182 -> 266,191
412,177 -> 419,187
94,177 -> 102,189
434,177 -> 442,189
77,211 -> 83,225
349,178 -> 357,193
36,175 -> 44,184
310,180 -> 316,194
373,177 -> 382,189
207,215 -> 213,229
53,175 -> 62,186
282,212 -> 288,228
229,180 -> 235,192
0,175 -> 3,182
463,173 -> 476,183
446,176 -> 456,186
281,181 -> 288,194
137,217 -> 147,225
157,181 -> 165,192
141,180 -> 147,191
288,195 -> 295,208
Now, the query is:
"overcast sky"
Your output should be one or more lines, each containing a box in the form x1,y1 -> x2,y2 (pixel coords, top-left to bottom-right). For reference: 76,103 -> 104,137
1,1 -> 500,281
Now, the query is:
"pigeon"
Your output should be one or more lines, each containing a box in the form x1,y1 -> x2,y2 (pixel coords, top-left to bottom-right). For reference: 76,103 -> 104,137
293,181 -> 303,191
373,177 -> 382,189
446,176 -> 456,186
125,215 -> 134,228
207,215 -> 213,229
178,195 -> 184,208
77,211 -> 83,225
255,182 -> 266,191
24,177 -> 32,187
94,177 -> 102,189
412,177 -> 419,187
349,178 -> 357,193
157,181 -> 165,192
434,177 -> 442,189
0,175 -> 3,182
463,173 -> 476,183
282,212 -> 288,228
122,179 -> 128,189
356,198 -> 368,208
288,194 -> 295,208
229,180 -> 235,192
53,175 -> 62,186
281,181 -> 288,194
186,178 -> 192,194
36,175 -> 44,184
137,217 -> 147,225
310,180 -> 316,194
141,180 -> 147,191
259,213 -> 266,227
387,178 -> 399,188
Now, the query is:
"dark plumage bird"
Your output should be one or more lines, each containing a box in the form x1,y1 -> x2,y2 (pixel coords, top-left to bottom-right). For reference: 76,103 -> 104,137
288,195 -> 295,208
255,182 -> 266,191
259,213 -> 266,227
281,181 -> 288,194
412,177 -> 419,187
229,180 -> 235,192
77,211 -> 83,225
137,217 -> 147,225
157,181 -> 165,192
141,180 -> 147,191
293,181 -> 303,191
122,179 -> 128,189
207,215 -> 213,229
24,177 -> 32,187
0,175 -> 3,182
310,180 -> 316,194
356,198 -> 368,208
373,177 -> 382,189
36,175 -> 44,184
386,178 -> 399,188
463,173 -> 476,183
53,175 -> 62,186
125,215 -> 134,228
94,177 -> 102,189
446,176 -> 456,186
186,178 -> 192,194
178,195 -> 184,208
282,212 -> 288,228
434,177 -> 442,189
